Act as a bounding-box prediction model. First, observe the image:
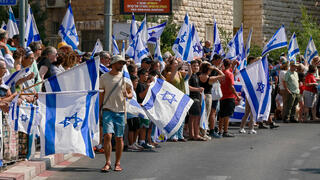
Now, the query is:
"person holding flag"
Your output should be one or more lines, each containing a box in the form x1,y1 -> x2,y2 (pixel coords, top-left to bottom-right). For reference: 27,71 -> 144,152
99,55 -> 133,172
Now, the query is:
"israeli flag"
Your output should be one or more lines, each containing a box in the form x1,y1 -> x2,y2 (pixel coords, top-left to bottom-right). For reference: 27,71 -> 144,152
304,36 -> 318,64
192,25 -> 203,58
262,25 -> 287,57
129,13 -> 138,45
172,13 -> 192,60
3,67 -> 30,88
126,16 -> 149,60
44,58 -> 99,92
200,92 -> 208,130
121,40 -> 125,58
25,4 -> 41,47
7,7 -> 19,38
245,28 -> 253,58
9,96 -> 39,135
152,125 -> 167,143
100,64 -> 109,74
1,21 -> 6,30
142,78 -> 194,137
112,35 -> 120,55
58,3 -> 79,50
210,19 -> 225,60
91,39 -> 103,57
225,25 -> 244,61
154,39 -> 165,72
38,91 -> 99,158
229,100 -> 246,122
287,33 -> 299,62
238,56 -> 268,121
147,22 -> 167,44
259,56 -> 271,121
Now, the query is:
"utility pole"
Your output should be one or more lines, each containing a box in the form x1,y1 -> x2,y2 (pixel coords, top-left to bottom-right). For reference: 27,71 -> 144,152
19,0 -> 25,48
104,0 -> 112,52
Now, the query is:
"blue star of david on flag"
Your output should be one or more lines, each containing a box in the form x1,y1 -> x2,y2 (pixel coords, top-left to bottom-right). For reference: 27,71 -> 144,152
160,91 -> 178,104
59,112 -> 83,128
180,32 -> 187,43
193,43 -> 202,54
68,25 -> 78,38
256,82 -> 265,93
20,114 -> 29,122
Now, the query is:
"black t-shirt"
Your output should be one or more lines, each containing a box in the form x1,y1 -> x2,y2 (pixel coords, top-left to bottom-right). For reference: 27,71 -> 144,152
136,82 -> 147,103
38,58 -> 53,79
189,73 -> 201,100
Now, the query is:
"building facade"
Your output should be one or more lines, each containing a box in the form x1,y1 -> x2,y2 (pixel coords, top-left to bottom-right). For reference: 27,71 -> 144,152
41,0 -> 320,51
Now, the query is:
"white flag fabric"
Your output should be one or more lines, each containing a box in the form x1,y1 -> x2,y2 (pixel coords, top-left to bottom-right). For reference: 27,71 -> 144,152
121,40 -> 125,58
200,92 -> 208,130
38,91 -> 99,158
142,78 -> 194,137
191,25 -> 203,59
262,25 -> 287,57
210,19 -> 225,59
133,33 -> 149,64
258,56 -> 272,121
91,39 -> 103,58
225,25 -> 244,61
172,13 -> 193,60
9,96 -> 39,135
7,7 -> 19,38
230,100 -> 246,122
58,3 -> 79,50
288,32 -> 299,62
99,64 -> 109,74
3,67 -> 30,88
44,58 -> 99,92
154,39 -> 165,72
239,56 -> 269,121
112,35 -> 120,55
304,36 -> 318,64
147,22 -> 166,44
25,4 -> 41,47
129,13 -> 137,45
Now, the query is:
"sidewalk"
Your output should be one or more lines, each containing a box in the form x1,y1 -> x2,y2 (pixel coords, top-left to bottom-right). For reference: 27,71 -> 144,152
0,153 -> 84,180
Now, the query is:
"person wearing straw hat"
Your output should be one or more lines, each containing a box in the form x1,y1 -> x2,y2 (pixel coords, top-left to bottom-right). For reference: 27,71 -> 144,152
99,55 -> 133,172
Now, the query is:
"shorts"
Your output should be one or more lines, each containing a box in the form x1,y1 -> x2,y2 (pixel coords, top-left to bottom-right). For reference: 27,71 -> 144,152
102,110 -> 125,137
139,118 -> 150,128
218,98 -> 235,118
189,99 -> 201,116
212,100 -> 219,109
127,117 -> 140,131
303,90 -> 317,108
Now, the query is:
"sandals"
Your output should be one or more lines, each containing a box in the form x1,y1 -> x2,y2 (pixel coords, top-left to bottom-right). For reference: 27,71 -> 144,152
101,162 -> 112,173
114,163 -> 123,172
194,136 -> 207,141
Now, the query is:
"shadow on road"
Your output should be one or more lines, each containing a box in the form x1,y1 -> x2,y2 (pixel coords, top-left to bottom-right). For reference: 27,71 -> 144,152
49,167 -> 100,173
299,168 -> 320,174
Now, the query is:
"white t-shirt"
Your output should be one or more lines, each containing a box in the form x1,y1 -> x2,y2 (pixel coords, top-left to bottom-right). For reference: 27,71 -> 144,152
279,70 -> 287,90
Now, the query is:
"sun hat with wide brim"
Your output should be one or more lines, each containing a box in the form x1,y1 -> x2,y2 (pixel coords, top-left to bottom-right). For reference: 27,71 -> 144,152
57,42 -> 72,50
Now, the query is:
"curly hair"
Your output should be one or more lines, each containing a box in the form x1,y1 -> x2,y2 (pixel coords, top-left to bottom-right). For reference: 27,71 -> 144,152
62,51 -> 77,69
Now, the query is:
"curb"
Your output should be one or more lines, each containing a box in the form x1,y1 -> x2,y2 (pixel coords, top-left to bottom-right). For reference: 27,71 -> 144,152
0,153 -> 83,180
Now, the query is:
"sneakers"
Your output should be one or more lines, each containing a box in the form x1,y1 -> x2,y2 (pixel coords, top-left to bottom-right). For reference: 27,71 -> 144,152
248,129 -> 257,134
127,144 -> 141,152
203,134 -> 212,140
270,122 -> 279,129
140,143 -> 153,149
222,132 -> 235,138
209,132 -> 222,138
134,143 -> 144,150
239,128 -> 246,134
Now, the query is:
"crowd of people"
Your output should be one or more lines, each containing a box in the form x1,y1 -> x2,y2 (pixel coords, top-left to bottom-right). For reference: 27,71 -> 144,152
0,28 -> 319,171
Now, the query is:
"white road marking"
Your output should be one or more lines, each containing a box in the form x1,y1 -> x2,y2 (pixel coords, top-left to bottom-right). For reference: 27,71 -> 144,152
300,152 -> 310,158
310,146 -> 320,151
206,176 -> 231,180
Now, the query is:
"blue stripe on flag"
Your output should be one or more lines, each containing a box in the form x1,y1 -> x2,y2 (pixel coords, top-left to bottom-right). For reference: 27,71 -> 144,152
94,94 -> 99,125
231,112 -> 245,120
11,102 -> 15,123
14,105 -> 19,131
240,70 -> 259,115
27,105 -> 35,134
86,59 -> 98,90
289,48 -> 300,57
182,26 -> 194,61
309,51 -> 318,64
262,42 -> 287,56
123,71 -> 130,79
144,78 -> 164,110
48,76 -> 61,92
81,91 -> 96,158
45,94 -> 56,156
5,71 -> 19,86
164,94 -> 190,134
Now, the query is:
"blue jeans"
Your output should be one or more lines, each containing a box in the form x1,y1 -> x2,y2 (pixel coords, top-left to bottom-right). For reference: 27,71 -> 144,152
170,119 -> 185,140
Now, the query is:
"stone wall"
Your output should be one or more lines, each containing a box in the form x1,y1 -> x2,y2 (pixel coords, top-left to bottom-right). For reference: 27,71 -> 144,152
171,0 -> 234,42
262,0 -> 320,45
243,0 -> 263,47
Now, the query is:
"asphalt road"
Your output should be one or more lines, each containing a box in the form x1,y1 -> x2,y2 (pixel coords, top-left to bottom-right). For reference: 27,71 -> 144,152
46,123 -> 320,180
